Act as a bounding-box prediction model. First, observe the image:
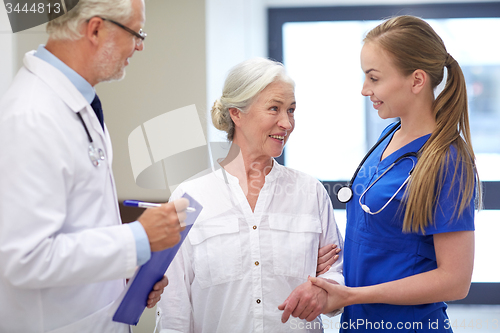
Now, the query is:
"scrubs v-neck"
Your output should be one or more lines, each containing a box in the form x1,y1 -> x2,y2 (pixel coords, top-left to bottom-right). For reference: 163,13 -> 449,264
342,123 -> 475,332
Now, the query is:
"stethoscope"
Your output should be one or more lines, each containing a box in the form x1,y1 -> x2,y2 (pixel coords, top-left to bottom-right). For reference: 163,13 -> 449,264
358,152 -> 417,214
76,112 -> 105,167
336,121 -> 420,214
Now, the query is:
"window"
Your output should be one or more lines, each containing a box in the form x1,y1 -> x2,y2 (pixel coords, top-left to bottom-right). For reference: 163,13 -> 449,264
283,18 -> 500,182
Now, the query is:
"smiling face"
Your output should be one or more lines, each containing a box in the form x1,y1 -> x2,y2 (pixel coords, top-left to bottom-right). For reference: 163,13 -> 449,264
360,41 -> 415,119
232,80 -> 296,160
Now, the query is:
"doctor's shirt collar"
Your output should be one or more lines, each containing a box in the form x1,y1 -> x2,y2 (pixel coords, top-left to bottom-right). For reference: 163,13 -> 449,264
34,45 -> 95,105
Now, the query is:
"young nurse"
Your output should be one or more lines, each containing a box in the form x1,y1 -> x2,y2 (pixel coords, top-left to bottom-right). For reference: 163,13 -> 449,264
308,15 -> 480,332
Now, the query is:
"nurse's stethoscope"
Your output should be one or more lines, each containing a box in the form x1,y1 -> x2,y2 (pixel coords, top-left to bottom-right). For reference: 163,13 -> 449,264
336,121 -> 420,214
76,112 -> 105,167
357,152 -> 417,214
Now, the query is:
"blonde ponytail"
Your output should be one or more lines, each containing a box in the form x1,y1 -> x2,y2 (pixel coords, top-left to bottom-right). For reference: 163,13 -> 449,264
365,16 -> 481,233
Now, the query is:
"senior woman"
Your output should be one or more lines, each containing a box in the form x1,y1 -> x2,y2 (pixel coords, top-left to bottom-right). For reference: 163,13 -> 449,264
157,57 -> 343,333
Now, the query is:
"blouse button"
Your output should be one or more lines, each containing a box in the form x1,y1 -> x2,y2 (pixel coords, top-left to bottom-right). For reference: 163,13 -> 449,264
256,299 -> 261,304
255,261 -> 259,266
253,225 -> 257,230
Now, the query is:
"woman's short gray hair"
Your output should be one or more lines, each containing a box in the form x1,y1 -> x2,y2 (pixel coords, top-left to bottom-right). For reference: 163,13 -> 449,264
211,57 -> 295,141
46,0 -> 133,40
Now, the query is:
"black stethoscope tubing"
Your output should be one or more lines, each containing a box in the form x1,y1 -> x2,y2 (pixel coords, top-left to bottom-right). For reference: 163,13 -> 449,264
337,121 -> 402,203
76,112 -> 93,144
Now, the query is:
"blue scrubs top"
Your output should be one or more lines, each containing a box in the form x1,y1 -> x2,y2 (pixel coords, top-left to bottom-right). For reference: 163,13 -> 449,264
342,122 -> 475,332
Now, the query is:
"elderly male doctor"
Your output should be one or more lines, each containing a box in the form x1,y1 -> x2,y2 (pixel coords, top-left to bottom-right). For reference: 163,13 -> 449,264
0,0 -> 189,332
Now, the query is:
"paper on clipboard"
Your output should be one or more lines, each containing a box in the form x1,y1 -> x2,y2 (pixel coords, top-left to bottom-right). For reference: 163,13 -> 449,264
112,192 -> 202,325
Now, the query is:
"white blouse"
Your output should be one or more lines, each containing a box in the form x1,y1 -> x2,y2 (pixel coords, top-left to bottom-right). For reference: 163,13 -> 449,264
157,161 -> 344,333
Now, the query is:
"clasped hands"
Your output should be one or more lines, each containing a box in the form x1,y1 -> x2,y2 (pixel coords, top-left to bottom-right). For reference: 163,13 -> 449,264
278,276 -> 346,323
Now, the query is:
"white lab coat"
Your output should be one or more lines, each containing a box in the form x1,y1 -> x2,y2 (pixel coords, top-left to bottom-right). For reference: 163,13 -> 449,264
0,51 -> 137,332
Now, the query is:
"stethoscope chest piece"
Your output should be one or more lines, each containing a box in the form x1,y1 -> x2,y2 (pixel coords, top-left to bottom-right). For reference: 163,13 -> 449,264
337,186 -> 353,203
77,111 -> 105,168
88,143 -> 105,167
335,122 -> 402,205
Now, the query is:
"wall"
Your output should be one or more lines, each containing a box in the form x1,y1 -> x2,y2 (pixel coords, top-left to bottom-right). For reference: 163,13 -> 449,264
97,0 -> 207,202
205,0 -> 266,142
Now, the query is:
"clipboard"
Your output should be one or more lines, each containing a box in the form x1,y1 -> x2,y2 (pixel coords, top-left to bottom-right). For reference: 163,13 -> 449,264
112,192 -> 203,325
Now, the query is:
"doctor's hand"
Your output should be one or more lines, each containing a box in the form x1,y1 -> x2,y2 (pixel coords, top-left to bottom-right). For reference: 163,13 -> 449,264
278,278 -> 329,323
317,244 -> 341,275
147,275 -> 169,308
138,198 -> 189,252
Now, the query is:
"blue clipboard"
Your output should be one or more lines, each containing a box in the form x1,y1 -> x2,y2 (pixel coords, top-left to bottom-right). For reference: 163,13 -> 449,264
112,193 -> 202,325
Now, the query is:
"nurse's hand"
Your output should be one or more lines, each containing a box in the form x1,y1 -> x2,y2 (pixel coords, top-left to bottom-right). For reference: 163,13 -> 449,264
308,276 -> 350,313
317,244 -> 341,275
138,198 -> 189,252
146,275 -> 169,308
278,279 -> 329,323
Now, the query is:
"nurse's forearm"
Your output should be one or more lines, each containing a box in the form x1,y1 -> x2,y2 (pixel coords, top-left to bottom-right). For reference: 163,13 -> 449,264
311,230 -> 474,311
350,267 -> 469,305
353,230 -> 474,305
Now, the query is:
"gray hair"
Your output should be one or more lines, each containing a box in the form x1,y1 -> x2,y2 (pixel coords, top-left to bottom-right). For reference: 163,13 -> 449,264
47,0 -> 133,40
211,57 -> 295,141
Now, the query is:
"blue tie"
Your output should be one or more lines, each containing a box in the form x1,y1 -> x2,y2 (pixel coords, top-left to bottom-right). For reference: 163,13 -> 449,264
91,94 -> 104,130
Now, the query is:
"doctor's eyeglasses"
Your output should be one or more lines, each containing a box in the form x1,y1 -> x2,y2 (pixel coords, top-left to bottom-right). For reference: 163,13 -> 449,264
97,17 -> 147,48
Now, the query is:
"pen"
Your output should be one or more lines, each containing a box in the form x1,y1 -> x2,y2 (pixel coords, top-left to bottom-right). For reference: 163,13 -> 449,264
123,200 -> 196,212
